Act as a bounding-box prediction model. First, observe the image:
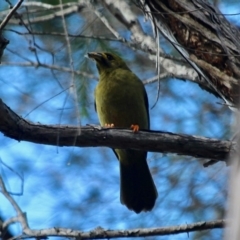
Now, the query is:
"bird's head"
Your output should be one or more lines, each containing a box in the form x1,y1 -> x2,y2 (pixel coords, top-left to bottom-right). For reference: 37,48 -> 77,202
88,52 -> 129,74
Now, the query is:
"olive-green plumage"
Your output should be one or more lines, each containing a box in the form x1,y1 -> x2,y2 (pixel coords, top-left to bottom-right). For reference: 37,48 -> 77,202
88,52 -> 158,213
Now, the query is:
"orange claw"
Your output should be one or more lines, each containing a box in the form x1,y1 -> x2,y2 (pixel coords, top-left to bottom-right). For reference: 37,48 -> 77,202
105,123 -> 115,128
130,124 -> 139,132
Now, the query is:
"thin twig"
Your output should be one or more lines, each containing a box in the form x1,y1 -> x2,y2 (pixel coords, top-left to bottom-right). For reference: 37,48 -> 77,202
0,0 -> 24,31
0,177 -> 29,231
1,61 -> 96,79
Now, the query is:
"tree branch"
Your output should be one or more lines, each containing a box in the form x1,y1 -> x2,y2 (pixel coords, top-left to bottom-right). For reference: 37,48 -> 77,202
11,219 -> 226,239
0,0 -> 24,31
2,1 -> 219,96
0,175 -> 226,239
0,99 -> 231,161
142,0 -> 240,106
101,0 -> 224,99
1,61 -> 96,79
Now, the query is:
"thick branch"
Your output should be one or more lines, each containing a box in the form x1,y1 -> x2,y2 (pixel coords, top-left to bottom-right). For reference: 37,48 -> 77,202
0,99 -> 231,161
143,0 -> 240,106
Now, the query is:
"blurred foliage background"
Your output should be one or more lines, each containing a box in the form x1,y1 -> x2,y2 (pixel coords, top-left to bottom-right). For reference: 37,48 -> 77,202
0,0 -> 239,239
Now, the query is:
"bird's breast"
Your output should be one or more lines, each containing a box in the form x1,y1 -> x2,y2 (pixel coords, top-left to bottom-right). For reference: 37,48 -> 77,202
95,76 -> 148,129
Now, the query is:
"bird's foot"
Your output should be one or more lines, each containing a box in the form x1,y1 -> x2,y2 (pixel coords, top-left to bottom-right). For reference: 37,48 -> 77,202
130,124 -> 139,132
104,123 -> 115,128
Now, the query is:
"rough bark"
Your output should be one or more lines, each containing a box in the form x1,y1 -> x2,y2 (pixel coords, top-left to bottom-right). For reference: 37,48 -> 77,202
142,0 -> 240,106
0,99 -> 231,161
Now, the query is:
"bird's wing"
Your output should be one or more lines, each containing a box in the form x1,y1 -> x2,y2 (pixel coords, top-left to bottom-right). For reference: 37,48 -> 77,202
94,101 -> 97,113
143,86 -> 150,129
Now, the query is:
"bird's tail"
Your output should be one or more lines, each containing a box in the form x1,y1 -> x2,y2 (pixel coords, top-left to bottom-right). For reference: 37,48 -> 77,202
119,151 -> 158,213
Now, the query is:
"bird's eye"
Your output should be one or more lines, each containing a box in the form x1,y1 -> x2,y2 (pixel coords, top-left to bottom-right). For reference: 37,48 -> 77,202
106,54 -> 114,61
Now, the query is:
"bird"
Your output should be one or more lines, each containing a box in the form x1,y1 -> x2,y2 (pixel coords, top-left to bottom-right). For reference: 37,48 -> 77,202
88,52 -> 158,213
